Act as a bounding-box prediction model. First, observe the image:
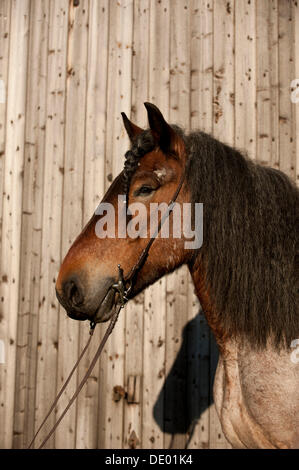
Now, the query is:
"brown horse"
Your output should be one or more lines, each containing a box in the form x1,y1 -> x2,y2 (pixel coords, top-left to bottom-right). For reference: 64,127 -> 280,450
56,103 -> 299,449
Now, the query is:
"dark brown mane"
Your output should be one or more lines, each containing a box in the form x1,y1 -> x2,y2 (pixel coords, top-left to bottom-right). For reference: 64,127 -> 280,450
124,126 -> 299,349
186,130 -> 298,349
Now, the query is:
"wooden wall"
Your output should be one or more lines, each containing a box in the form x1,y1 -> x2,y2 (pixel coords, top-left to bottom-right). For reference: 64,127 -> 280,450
0,0 -> 298,449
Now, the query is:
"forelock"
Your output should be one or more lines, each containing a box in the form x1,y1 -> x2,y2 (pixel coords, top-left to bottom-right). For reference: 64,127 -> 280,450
123,130 -> 155,194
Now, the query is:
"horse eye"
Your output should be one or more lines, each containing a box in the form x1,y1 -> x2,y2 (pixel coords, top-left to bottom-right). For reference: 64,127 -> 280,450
135,185 -> 156,197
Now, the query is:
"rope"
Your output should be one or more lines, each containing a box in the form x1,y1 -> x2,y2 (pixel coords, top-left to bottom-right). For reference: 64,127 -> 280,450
28,306 -> 120,449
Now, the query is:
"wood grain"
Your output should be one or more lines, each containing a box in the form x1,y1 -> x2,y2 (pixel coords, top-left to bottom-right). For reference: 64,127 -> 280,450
0,0 -> 297,449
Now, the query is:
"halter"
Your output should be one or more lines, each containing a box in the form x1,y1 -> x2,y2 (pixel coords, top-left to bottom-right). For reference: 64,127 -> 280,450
28,168 -> 185,449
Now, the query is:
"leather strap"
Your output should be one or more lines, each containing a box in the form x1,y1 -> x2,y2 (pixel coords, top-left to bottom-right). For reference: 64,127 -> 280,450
123,170 -> 186,294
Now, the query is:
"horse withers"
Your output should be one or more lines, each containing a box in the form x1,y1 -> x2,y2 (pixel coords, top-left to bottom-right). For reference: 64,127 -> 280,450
56,103 -> 299,449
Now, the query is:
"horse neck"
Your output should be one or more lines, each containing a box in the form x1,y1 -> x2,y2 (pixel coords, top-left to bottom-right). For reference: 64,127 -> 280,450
188,257 -> 229,354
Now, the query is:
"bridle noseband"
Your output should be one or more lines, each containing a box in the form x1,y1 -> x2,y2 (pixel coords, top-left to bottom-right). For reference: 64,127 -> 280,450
111,264 -> 132,307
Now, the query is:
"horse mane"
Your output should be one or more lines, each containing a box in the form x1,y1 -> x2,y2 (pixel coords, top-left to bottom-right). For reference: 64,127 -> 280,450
124,126 -> 299,349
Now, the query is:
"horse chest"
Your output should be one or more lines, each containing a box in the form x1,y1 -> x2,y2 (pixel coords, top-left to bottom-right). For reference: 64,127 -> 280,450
213,340 -> 299,449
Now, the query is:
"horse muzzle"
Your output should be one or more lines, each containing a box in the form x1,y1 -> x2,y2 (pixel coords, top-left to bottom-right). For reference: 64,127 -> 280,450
55,274 -> 117,323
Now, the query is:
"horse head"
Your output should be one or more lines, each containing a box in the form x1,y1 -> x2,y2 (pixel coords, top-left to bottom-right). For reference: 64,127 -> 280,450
55,103 -> 195,323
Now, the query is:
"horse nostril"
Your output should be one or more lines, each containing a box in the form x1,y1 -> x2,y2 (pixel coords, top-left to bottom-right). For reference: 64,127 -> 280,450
64,279 -> 84,307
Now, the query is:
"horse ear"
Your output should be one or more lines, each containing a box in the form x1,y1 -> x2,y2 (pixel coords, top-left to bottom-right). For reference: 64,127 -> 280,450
144,102 -> 184,157
121,112 -> 143,143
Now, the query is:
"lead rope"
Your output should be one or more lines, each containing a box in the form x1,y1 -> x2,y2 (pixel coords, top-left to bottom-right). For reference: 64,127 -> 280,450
27,325 -> 94,449
27,306 -> 121,449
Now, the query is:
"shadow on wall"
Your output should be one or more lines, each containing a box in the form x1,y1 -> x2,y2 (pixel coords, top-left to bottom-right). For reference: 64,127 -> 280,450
153,311 -> 219,447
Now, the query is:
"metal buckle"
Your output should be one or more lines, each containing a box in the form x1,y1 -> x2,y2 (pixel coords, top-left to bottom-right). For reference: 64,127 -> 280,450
90,265 -> 131,330
112,264 -> 132,308
89,320 -> 96,335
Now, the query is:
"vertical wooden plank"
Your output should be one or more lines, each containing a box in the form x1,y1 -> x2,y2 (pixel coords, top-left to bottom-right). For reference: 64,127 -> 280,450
97,0 -> 134,450
278,0 -> 295,179
123,0 -> 150,450
164,267 -> 189,450
0,11 -> 10,438
104,0 -> 134,186
213,0 -> 235,146
0,0 -> 11,246
0,0 -> 30,449
142,0 -> 170,450
190,1 -> 200,131
55,0 -> 89,449
294,0 -> 299,186
123,290 -> 144,449
130,0 -> 150,128
256,0 -> 279,168
82,0 -> 108,223
186,299 -> 210,449
75,0 -> 109,449
186,279 -> 201,449
163,0 -> 190,450
256,1 -> 272,164
13,0 -> 50,449
189,0 -> 214,450
34,0 -> 69,449
190,0 -> 213,132
269,0 -> 279,170
235,0 -> 256,161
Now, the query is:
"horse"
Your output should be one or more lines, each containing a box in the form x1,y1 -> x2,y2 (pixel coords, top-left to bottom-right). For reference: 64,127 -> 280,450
56,102 -> 299,449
